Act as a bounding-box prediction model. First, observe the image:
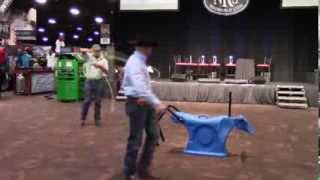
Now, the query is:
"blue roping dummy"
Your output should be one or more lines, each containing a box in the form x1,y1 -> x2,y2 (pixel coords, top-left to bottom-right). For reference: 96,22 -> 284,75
171,112 -> 255,157
165,105 -> 255,157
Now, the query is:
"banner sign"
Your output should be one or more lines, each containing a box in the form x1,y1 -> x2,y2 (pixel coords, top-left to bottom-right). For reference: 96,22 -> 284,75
120,0 -> 179,11
10,8 -> 37,43
0,22 -> 10,38
100,24 -> 111,45
281,0 -> 318,8
15,30 -> 36,41
203,0 -> 250,16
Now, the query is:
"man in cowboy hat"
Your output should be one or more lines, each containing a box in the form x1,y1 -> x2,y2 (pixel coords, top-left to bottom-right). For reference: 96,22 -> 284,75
80,44 -> 109,127
122,37 -> 166,180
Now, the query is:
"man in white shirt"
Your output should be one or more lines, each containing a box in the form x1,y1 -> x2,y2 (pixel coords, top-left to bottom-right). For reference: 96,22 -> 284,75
46,49 -> 56,70
55,36 -> 65,54
122,38 -> 166,180
81,44 -> 109,127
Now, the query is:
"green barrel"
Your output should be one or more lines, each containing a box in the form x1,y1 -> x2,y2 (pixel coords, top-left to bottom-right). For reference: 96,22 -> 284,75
56,54 -> 85,102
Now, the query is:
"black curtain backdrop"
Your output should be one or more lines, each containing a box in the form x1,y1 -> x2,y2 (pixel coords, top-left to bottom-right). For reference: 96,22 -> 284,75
114,0 -> 317,83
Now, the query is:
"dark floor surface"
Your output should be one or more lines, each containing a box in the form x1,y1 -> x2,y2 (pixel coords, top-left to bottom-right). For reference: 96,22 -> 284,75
0,93 -> 317,180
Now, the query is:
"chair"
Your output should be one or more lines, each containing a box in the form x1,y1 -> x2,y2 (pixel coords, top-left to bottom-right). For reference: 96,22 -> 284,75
256,57 -> 272,82
223,58 -> 236,79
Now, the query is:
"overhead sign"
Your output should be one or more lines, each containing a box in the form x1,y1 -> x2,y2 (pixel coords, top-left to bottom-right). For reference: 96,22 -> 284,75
203,0 -> 250,16
15,30 -> 36,41
100,24 -> 110,45
120,0 -> 179,11
281,0 -> 318,8
9,8 -> 37,43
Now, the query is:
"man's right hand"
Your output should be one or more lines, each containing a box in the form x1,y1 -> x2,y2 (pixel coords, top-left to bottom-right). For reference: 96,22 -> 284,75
92,63 -> 101,68
155,103 -> 166,114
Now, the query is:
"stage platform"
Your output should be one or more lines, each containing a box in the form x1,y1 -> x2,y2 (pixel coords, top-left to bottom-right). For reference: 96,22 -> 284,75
151,80 -> 318,107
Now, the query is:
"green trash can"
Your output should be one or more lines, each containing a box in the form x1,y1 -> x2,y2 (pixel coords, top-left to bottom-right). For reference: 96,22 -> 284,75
56,54 -> 85,101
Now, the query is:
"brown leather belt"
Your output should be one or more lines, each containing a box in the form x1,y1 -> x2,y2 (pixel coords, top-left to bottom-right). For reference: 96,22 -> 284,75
127,96 -> 147,106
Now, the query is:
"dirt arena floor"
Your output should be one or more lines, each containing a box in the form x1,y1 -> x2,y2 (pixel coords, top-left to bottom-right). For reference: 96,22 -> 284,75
0,93 -> 317,180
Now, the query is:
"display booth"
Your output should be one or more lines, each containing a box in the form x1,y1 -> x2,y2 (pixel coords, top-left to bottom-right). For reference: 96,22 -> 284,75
15,68 -> 54,95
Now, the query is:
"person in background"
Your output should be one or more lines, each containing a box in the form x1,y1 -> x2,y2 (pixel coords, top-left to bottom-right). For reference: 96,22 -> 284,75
81,44 -> 109,127
16,48 -> 23,68
55,35 -> 65,55
46,49 -> 57,70
81,51 -> 89,62
0,45 -> 7,98
43,48 -> 58,100
6,47 -> 16,91
122,38 -> 166,180
18,47 -> 32,68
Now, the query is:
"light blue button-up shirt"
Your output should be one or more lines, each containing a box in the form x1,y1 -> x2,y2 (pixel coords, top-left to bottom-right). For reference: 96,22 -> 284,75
122,50 -> 160,106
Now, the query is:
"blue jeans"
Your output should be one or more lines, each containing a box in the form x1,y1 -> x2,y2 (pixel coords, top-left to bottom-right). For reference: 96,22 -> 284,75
81,79 -> 103,122
124,99 -> 159,175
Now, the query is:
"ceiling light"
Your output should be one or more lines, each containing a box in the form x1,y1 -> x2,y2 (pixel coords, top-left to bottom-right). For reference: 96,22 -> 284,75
73,34 -> 79,39
70,7 -> 80,16
93,31 -> 100,36
35,0 -> 47,4
94,16 -> 104,24
37,27 -> 45,33
48,18 -> 56,24
59,32 -> 64,36
76,27 -> 83,31
87,37 -> 93,42
42,37 -> 48,42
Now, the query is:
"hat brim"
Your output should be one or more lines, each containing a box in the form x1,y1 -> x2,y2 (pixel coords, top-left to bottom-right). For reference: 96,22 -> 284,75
91,44 -> 102,51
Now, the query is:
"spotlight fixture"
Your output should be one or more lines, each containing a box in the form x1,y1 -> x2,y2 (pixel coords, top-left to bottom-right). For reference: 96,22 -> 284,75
93,31 -> 100,36
73,34 -> 79,39
37,27 -> 45,33
69,7 -> 80,16
76,27 -> 83,31
94,16 -> 104,24
35,0 -> 47,5
87,37 -> 93,42
59,32 -> 64,36
48,18 -> 57,24
42,37 -> 49,42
